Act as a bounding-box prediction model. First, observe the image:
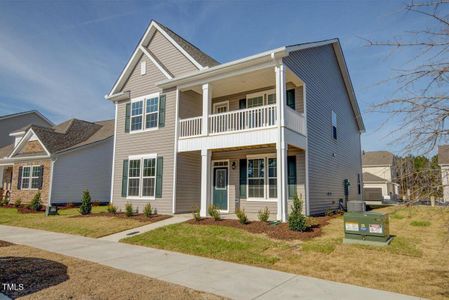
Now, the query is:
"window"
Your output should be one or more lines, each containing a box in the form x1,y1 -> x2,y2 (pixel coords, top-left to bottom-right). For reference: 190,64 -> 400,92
131,101 -> 143,131
357,173 -> 361,195
248,158 -> 265,198
145,97 -> 159,129
247,96 -> 264,108
130,93 -> 160,132
128,156 -> 157,198
267,93 -> 276,105
246,89 -> 276,108
332,111 -> 337,140
140,61 -> 146,75
268,158 -> 277,198
21,166 -> 41,190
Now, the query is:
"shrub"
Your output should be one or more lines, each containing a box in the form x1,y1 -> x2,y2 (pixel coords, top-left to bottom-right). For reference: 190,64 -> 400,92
192,207 -> 201,221
258,207 -> 270,222
288,195 -> 308,232
79,190 -> 92,215
236,209 -> 248,224
14,198 -> 22,208
208,205 -> 220,221
125,202 -> 133,217
30,191 -> 41,211
0,196 -> 8,207
144,203 -> 152,218
107,204 -> 117,214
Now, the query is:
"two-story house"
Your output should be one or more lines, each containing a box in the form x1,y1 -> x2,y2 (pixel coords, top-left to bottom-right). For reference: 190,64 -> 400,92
362,151 -> 399,203
106,20 -> 365,220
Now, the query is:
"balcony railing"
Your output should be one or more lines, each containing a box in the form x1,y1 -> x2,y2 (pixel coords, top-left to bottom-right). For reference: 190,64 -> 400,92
179,104 -> 305,139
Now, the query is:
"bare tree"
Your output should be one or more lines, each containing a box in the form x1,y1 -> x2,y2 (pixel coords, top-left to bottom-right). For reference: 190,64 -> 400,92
366,0 -> 449,154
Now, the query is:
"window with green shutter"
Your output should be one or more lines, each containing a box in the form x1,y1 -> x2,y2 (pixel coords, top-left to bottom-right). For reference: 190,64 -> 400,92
156,157 -> 163,198
158,94 -> 166,128
121,160 -> 128,197
239,159 -> 247,199
288,156 -> 297,199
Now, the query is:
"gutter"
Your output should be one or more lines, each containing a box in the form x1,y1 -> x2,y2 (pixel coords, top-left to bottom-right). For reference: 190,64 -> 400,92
105,90 -> 130,102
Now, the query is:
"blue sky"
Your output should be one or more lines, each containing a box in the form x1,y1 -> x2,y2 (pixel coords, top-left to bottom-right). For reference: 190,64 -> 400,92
0,0 -> 430,153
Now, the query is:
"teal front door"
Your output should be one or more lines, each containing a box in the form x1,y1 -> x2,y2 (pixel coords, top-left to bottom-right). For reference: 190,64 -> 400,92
213,167 -> 228,211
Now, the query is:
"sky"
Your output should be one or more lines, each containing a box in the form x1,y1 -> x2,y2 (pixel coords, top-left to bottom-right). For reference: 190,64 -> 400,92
0,0 -> 434,154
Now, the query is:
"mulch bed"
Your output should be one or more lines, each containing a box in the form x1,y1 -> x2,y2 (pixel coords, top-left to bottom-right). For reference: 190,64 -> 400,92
71,212 -> 171,223
186,216 -> 332,241
17,206 -> 46,214
0,240 -> 14,247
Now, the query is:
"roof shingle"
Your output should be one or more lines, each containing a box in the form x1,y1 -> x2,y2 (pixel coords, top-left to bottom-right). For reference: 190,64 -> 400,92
362,151 -> 394,166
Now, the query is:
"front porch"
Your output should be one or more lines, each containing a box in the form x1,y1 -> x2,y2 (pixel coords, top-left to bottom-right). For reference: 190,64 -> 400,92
0,165 -> 13,199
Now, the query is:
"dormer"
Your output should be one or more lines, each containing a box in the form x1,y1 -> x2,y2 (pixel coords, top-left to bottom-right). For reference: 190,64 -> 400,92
9,130 -> 26,147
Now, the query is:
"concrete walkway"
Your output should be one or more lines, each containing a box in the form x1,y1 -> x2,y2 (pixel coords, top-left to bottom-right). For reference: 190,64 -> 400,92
0,225 -> 420,300
99,213 -> 191,242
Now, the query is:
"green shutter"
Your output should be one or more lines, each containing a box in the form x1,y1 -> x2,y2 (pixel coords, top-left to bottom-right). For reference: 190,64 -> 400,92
156,157 -> 163,198
38,165 -> 44,190
159,94 -> 166,128
125,103 -> 131,133
17,166 -> 23,190
287,156 -> 297,199
239,159 -> 247,199
121,160 -> 128,197
287,89 -> 295,110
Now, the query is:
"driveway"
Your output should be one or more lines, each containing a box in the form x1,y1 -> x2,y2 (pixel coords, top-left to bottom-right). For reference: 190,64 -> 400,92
0,225 -> 420,300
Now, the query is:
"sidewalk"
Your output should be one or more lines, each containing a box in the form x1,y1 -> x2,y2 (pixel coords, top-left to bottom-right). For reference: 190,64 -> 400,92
99,214 -> 191,242
0,225 -> 420,300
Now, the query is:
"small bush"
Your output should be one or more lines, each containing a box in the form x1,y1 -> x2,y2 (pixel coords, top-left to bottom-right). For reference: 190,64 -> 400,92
107,204 -> 117,214
192,208 -> 201,221
79,190 -> 92,215
410,220 -> 431,227
258,207 -> 270,222
30,191 -> 41,211
14,198 -> 22,208
208,205 -> 220,221
144,203 -> 152,218
125,202 -> 133,217
236,209 -> 248,224
0,196 -> 8,207
288,195 -> 308,232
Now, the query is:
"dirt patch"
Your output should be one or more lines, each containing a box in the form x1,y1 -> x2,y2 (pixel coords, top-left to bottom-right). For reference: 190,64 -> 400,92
17,206 -> 46,214
186,217 -> 331,240
0,243 -> 223,300
0,240 -> 14,247
71,212 -> 171,223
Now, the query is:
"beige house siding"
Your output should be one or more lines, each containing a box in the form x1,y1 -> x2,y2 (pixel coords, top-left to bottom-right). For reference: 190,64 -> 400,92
362,166 -> 392,182
175,151 -> 201,213
11,159 -> 51,204
113,53 -> 176,214
146,30 -> 197,77
179,90 -> 202,119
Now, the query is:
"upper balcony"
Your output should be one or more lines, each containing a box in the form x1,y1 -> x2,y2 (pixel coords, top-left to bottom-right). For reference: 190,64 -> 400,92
175,64 -> 307,152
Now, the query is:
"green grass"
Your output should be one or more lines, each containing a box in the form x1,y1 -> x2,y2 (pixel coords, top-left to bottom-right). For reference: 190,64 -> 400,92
301,238 -> 341,254
122,223 -> 283,266
0,206 -> 152,238
410,220 -> 431,227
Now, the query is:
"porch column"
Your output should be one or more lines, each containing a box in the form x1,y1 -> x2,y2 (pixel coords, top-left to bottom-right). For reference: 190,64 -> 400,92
200,148 -> 211,217
0,166 -> 4,191
202,83 -> 212,136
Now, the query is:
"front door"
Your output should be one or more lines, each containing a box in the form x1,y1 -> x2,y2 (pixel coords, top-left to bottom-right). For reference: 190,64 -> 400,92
213,167 -> 228,211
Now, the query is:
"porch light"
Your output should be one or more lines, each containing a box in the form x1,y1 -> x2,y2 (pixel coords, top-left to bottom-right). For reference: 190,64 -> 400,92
231,161 -> 236,170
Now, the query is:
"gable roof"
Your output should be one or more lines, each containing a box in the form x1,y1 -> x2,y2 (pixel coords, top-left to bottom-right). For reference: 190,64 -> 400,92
438,145 -> 449,165
3,119 -> 114,159
106,20 -> 219,98
0,110 -> 53,126
362,151 -> 394,166
363,172 -> 387,183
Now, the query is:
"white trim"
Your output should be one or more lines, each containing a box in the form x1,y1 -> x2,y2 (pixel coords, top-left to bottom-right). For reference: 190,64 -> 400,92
139,46 -> 173,79
9,131 -> 26,137
172,89 -> 180,214
9,128 -> 51,158
110,103 -> 118,204
126,153 -> 158,200
48,158 -> 56,206
140,61 -> 146,75
211,159 -> 230,213
20,165 -> 41,190
303,83 -> 310,216
129,92 -> 160,134
152,21 -> 204,70
246,155 -> 278,202
212,101 -> 229,114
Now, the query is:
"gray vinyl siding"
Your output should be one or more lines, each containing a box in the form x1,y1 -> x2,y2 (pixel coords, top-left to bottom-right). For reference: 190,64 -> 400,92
0,113 -> 52,148
146,30 -> 198,77
284,44 -> 363,215
51,138 -> 113,204
113,53 -> 176,214
175,151 -> 201,213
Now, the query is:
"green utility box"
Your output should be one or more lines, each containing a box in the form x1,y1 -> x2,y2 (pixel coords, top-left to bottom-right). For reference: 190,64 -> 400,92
343,211 -> 392,246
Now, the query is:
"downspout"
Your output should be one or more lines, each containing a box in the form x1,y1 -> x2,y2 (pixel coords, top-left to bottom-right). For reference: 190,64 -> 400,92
47,157 -> 57,207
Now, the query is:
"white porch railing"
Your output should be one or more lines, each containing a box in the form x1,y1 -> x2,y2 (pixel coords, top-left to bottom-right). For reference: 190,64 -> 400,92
179,116 -> 202,138
285,107 -> 305,135
209,104 -> 277,134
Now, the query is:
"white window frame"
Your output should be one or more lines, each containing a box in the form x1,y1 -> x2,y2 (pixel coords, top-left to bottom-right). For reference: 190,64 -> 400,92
246,154 -> 277,202
129,93 -> 160,134
213,101 -> 229,114
21,165 -> 40,190
246,89 -> 276,108
126,153 -> 158,200
140,61 -> 146,75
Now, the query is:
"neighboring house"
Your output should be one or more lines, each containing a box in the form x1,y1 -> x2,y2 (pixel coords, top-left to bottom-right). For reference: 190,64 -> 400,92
362,151 -> 399,202
106,20 -> 365,221
0,110 -> 53,148
0,119 -> 114,205
438,145 -> 449,202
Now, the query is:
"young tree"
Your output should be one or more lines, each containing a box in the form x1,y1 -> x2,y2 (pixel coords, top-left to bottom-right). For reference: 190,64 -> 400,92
79,190 -> 92,215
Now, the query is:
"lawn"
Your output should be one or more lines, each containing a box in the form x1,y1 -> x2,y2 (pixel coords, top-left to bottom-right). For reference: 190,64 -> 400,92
0,241 -> 221,299
123,206 -> 449,299
0,206 -> 159,238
